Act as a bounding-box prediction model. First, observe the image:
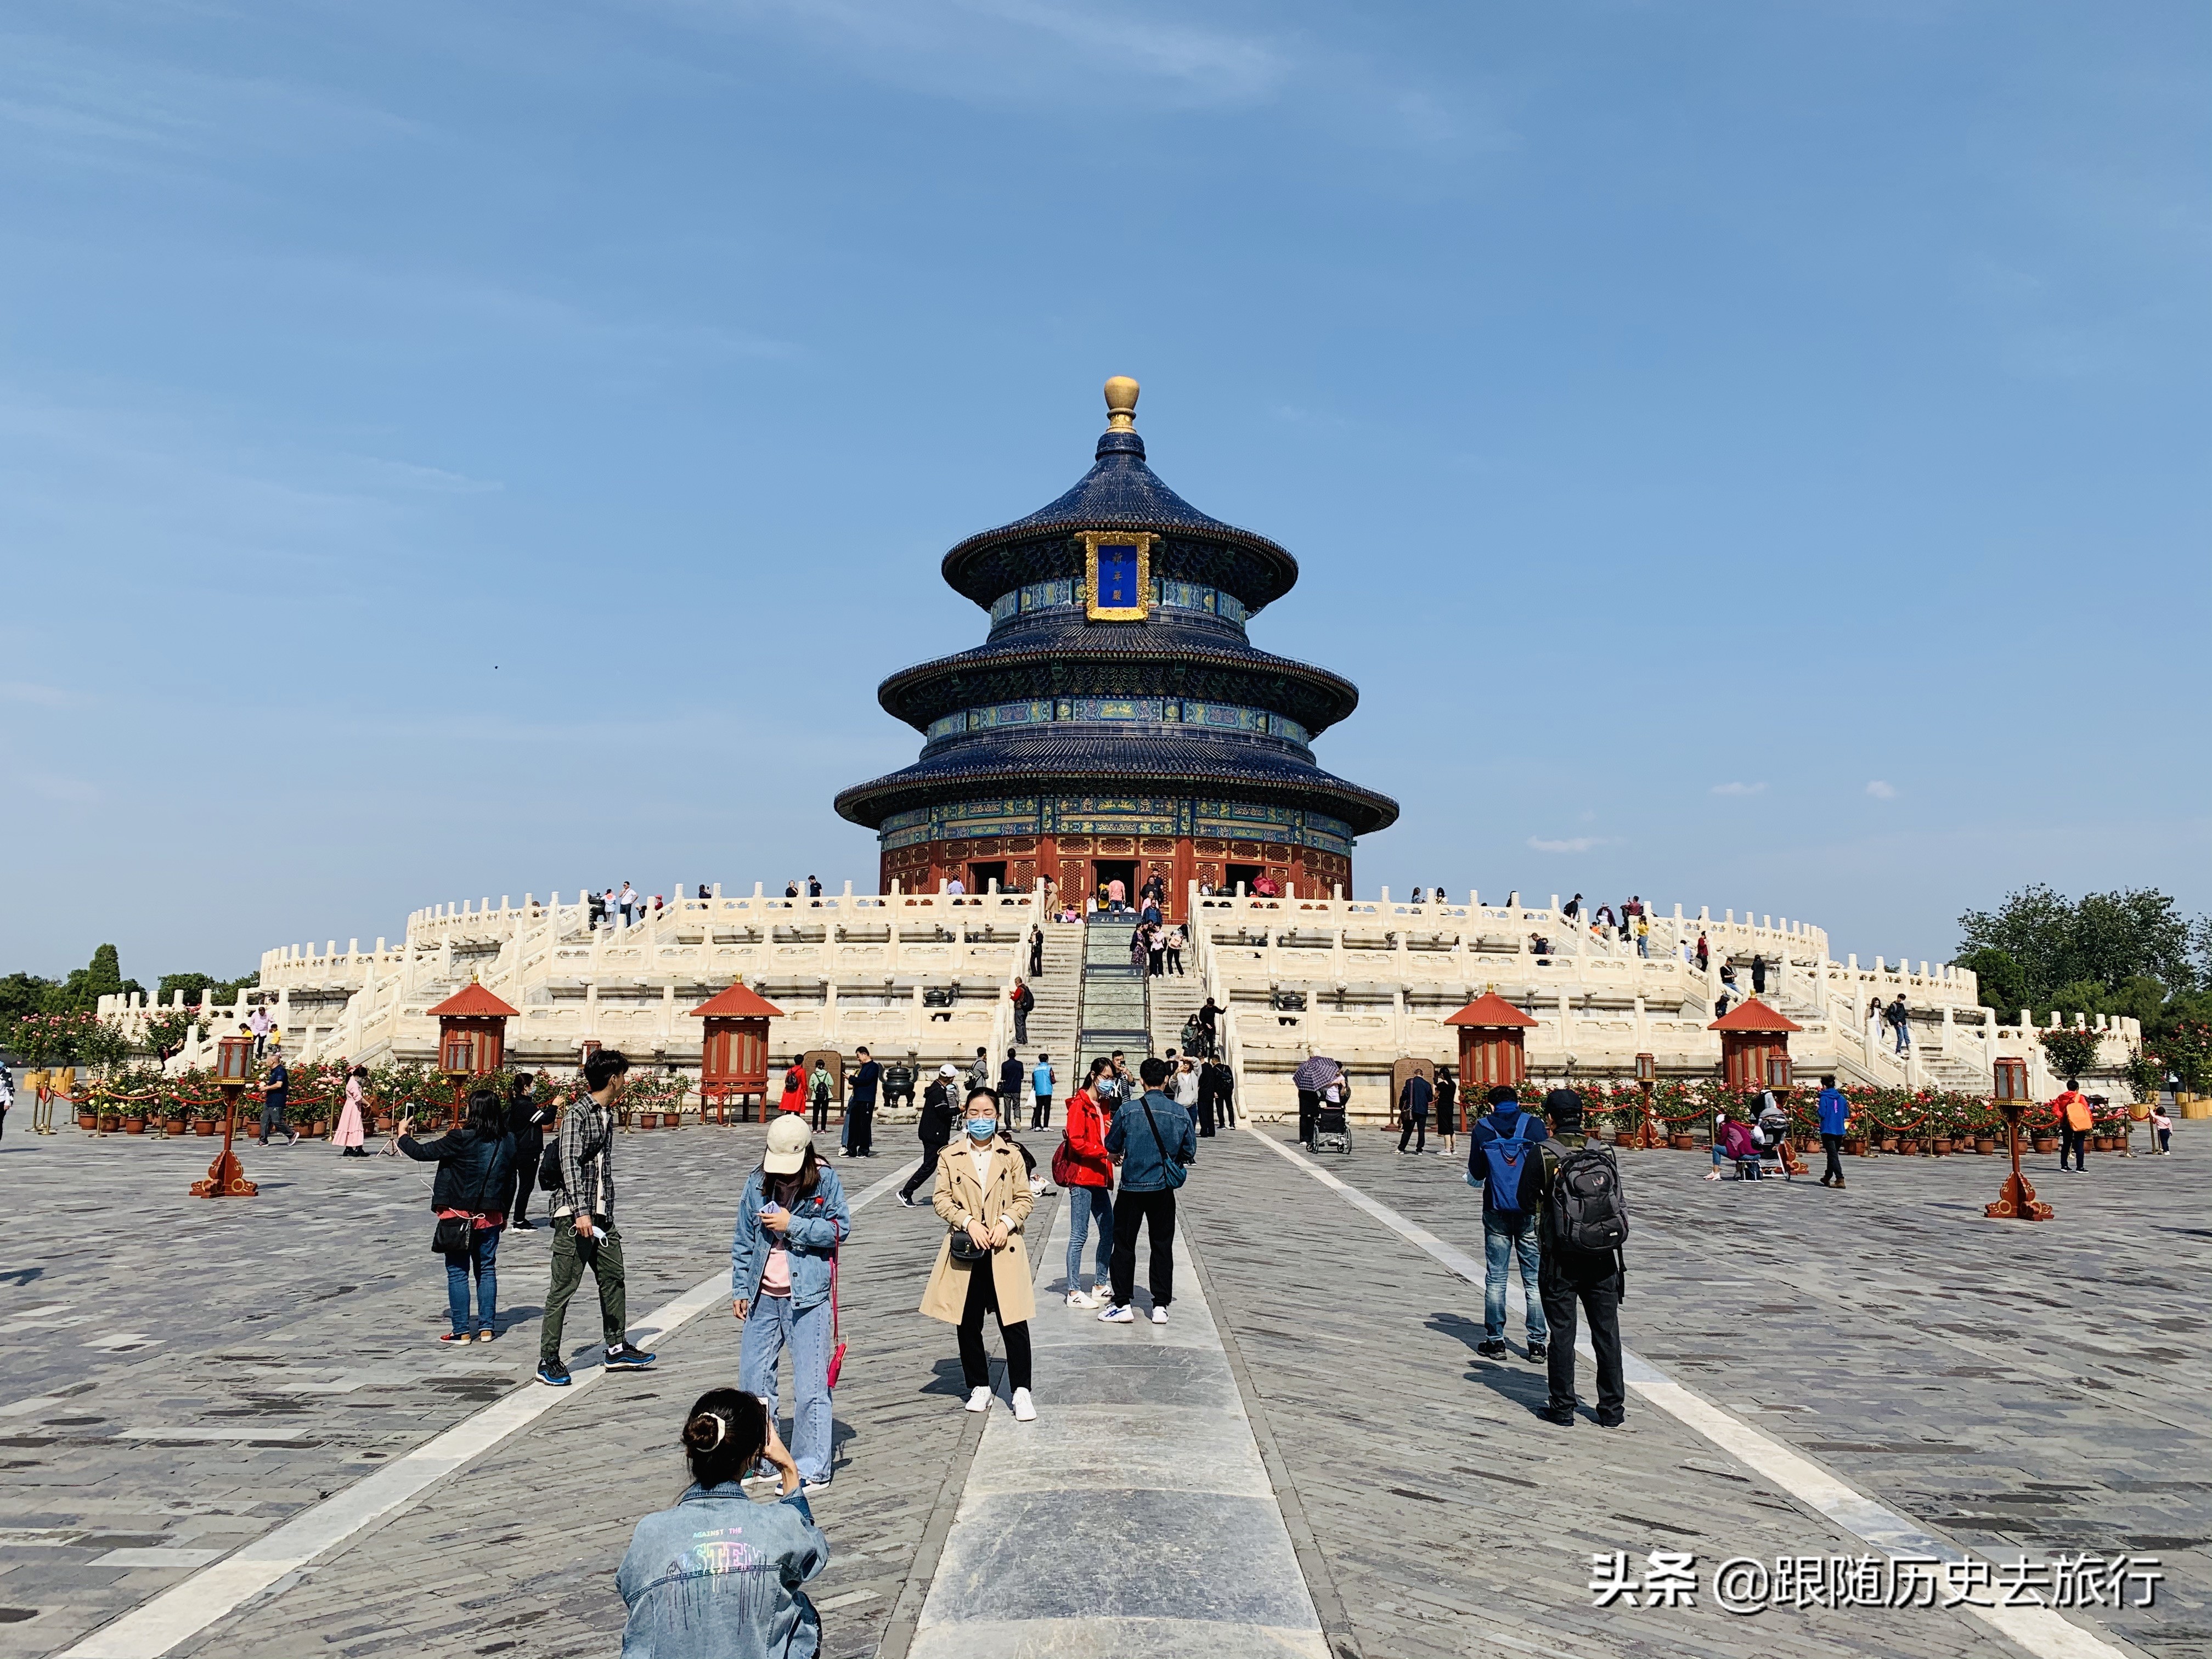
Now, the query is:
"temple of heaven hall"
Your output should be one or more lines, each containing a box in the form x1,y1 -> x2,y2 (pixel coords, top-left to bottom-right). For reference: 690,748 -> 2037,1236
835,377 -> 1398,910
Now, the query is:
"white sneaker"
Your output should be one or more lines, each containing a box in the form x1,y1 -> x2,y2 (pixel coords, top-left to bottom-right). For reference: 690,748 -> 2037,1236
1098,1304 -> 1135,1324
1010,1387 -> 1037,1423
1066,1288 -> 1098,1308
965,1385 -> 992,1412
1703,1170 -> 1722,1182
1150,1306 -> 1170,1325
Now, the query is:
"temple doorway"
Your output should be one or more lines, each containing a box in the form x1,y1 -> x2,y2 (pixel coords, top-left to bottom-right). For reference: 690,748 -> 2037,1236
1226,862 -> 1265,895
1094,859 -> 1137,910
967,860 -> 1008,895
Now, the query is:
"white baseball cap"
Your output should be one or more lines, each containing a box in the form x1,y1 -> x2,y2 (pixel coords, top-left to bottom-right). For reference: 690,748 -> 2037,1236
764,1114 -> 811,1175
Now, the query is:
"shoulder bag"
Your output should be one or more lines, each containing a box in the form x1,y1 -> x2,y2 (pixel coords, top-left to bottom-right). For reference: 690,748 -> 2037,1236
947,1149 -> 998,1260
431,1137 -> 501,1255
1138,1098 -> 1189,1190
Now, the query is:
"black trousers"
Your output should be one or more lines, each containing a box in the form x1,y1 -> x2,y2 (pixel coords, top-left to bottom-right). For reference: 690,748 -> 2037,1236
847,1106 -> 874,1156
512,1134 -> 543,1219
1216,1090 -> 1234,1130
956,1260 -> 1031,1391
2061,1126 -> 2087,1170
1821,1132 -> 1845,1181
1109,1188 -> 1177,1310
1031,1094 -> 1052,1130
810,1097 -> 829,1131
902,1138 -> 946,1199
1297,1090 -> 1319,1146
1197,1098 -> 1216,1137
1398,1113 -> 1427,1153
1539,1269 -> 1625,1422
1014,1012 -> 1029,1045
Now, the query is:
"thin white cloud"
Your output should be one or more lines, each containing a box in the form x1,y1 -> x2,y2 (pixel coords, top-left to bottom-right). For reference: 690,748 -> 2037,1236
1528,835 -> 1613,854
26,771 -> 99,803
1711,781 -> 1767,797
1865,780 -> 1898,799
1,681 -> 70,706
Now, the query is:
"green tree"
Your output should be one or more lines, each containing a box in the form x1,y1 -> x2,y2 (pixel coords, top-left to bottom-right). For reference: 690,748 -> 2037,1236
55,945 -> 142,1011
155,970 -> 258,1008
1958,885 -> 2194,1011
0,972 -> 59,1026
1956,947 -> 2028,1017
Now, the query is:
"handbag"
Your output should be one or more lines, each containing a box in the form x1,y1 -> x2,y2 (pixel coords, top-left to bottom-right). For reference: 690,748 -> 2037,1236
948,1228 -> 991,1262
430,1136 -> 503,1254
825,1251 -> 847,1389
1138,1098 -> 1189,1190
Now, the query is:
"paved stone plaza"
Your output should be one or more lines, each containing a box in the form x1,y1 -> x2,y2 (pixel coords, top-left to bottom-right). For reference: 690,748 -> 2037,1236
0,1116 -> 2202,1658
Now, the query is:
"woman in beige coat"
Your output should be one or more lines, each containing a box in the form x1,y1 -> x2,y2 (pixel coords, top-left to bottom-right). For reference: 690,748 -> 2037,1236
918,1087 -> 1037,1421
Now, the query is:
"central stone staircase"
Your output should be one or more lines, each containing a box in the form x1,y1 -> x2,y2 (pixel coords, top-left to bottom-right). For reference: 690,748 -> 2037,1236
1076,915 -> 1152,1074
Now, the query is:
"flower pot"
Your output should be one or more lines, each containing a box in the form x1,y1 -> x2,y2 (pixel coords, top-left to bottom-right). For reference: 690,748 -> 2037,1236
194,1119 -> 218,1136
2032,1136 -> 2057,1153
1669,1133 -> 1695,1150
1844,1138 -> 1866,1156
2129,1102 -> 2151,1121
375,1115 -> 394,1133
122,1117 -> 147,1135
1976,1137 -> 1996,1154
1898,1138 -> 1919,1155
163,1120 -> 187,1137
1615,1129 -> 1638,1147
1931,1137 -> 1952,1156
78,1113 -> 97,1130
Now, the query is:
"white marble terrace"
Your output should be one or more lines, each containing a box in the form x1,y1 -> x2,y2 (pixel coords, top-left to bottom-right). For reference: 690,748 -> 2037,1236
98,883 -> 2138,1115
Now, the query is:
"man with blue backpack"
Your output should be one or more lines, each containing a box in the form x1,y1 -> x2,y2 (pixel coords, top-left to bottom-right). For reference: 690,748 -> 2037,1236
1466,1085 -> 1550,1362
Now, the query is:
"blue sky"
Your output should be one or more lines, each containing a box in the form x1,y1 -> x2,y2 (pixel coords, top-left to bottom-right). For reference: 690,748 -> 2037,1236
3,1 -> 2205,984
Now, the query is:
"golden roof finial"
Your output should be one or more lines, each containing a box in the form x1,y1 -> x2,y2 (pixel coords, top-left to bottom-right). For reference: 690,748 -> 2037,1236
1103,375 -> 1139,432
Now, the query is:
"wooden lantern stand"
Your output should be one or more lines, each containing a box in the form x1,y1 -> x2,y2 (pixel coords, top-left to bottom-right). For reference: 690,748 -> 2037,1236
190,1034 -> 259,1198
426,981 -> 520,1127
1633,1052 -> 1659,1149
689,982 -> 785,1126
1711,998 -> 1806,1170
1984,1057 -> 2053,1220
1446,991 -> 1538,1111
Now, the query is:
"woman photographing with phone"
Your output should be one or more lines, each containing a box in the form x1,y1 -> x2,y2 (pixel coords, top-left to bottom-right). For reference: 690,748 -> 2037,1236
731,1116 -> 850,1494
919,1087 -> 1037,1421
617,1387 -> 828,1657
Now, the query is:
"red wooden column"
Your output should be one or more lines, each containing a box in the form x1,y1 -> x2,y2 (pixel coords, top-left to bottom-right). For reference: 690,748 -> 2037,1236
689,982 -> 784,1125
1446,992 -> 1539,1111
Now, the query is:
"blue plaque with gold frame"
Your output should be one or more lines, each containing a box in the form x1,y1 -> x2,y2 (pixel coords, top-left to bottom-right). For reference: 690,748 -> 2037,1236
1081,532 -> 1153,622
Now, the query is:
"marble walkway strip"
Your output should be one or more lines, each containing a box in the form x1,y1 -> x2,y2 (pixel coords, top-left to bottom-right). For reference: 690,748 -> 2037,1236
908,1200 -> 1328,1659
59,1161 -> 911,1659
1242,1125 -> 2134,1659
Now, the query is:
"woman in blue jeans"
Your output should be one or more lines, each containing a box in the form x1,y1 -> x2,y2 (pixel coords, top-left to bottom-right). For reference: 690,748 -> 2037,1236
397,1088 -> 515,1345
1057,1060 -> 1116,1307
731,1116 -> 851,1492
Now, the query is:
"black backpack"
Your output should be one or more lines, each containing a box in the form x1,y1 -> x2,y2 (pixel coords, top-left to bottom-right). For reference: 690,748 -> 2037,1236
1545,1144 -> 1629,1254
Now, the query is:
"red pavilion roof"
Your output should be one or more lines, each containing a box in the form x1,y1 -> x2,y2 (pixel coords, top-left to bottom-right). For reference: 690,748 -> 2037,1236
688,983 -> 786,1020
1708,997 -> 1803,1033
1445,991 -> 1538,1029
424,981 -> 520,1019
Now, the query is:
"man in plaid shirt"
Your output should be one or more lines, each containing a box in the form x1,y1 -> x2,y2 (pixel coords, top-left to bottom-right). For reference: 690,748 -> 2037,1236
537,1049 -> 658,1386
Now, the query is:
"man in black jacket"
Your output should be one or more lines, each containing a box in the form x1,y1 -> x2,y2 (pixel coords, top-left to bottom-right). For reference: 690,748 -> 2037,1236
845,1046 -> 881,1156
1534,1090 -> 1626,1428
506,1071 -> 554,1231
900,1063 -> 958,1206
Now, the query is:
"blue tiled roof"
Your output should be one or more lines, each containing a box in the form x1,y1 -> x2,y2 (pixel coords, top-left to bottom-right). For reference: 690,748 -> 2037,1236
941,428 -> 1298,607
834,729 -> 1400,836
876,619 -> 1362,735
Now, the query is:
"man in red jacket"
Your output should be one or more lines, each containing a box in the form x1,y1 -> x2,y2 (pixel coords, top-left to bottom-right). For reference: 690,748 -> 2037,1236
2054,1078 -> 2094,1173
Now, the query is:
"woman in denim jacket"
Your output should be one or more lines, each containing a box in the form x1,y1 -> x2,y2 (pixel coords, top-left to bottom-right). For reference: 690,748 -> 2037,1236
731,1116 -> 851,1491
618,1387 -> 827,1658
